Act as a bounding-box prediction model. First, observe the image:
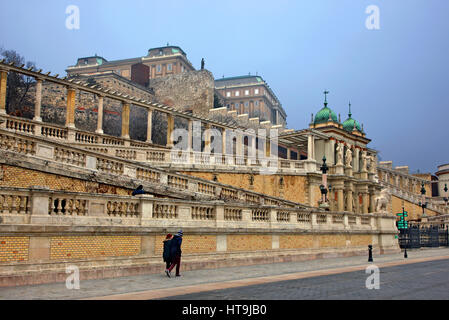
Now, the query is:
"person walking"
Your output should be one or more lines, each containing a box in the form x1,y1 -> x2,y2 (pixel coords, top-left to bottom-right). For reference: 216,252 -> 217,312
163,234 -> 173,271
166,230 -> 183,278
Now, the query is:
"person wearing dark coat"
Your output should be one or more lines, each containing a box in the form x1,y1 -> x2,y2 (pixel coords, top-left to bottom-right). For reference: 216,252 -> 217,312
163,234 -> 173,270
166,230 -> 183,277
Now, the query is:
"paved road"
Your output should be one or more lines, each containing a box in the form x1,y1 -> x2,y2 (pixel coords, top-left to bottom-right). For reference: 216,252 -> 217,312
1,248 -> 449,300
164,259 -> 449,300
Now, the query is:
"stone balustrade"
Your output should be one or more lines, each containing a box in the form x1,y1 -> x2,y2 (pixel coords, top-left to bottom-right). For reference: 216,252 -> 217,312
0,128 -> 311,210
0,113 -> 318,174
0,186 -> 394,233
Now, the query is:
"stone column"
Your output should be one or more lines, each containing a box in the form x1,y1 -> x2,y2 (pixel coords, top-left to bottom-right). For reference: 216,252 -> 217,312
204,123 -> 211,153
362,193 -> 369,214
287,148 -> 291,160
307,134 -> 315,160
266,138 -> 271,157
95,95 -> 104,134
33,78 -> 43,122
354,148 -> 360,172
221,128 -> 227,155
121,102 -> 130,139
337,188 -> 344,212
146,108 -> 153,143
251,135 -> 257,160
0,69 -> 7,115
187,119 -> 193,151
66,87 -> 76,128
166,113 -> 174,147
346,189 -> 353,212
236,131 -> 243,157
329,139 -> 336,164
369,190 -> 376,213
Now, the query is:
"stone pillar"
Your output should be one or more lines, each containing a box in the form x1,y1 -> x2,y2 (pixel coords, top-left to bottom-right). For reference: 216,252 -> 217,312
146,108 -> 153,143
346,189 -> 353,212
96,95 -> 104,134
266,138 -> 271,157
362,192 -> 369,214
204,123 -> 211,153
236,131 -> 243,157
33,78 -> 43,122
166,113 -> 174,147
307,134 -> 315,160
121,102 -> 130,139
187,119 -> 193,151
287,148 -> 291,160
369,190 -> 376,213
354,148 -> 360,172
329,139 -> 336,164
0,69 -> 7,115
337,188 -> 344,212
222,128 -> 227,155
66,87 -> 76,128
251,135 -> 257,159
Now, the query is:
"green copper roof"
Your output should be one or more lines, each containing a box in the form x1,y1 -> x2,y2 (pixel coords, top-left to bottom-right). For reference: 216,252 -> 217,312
314,91 -> 338,124
342,103 -> 363,133
314,105 -> 338,124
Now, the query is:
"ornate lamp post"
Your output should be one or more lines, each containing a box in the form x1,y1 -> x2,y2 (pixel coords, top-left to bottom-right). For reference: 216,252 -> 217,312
418,182 -> 428,220
319,156 -> 330,209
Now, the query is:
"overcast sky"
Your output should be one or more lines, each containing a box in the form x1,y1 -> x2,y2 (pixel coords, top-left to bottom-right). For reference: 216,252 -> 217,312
1,0 -> 448,174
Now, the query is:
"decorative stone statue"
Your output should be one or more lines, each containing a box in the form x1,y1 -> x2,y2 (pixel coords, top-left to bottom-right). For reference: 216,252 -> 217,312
375,188 -> 391,213
361,151 -> 368,172
345,147 -> 352,168
336,143 -> 344,165
370,155 -> 377,173
201,58 -> 205,70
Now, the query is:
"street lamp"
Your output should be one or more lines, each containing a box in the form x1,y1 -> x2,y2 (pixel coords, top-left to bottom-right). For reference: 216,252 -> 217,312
319,156 -> 331,209
418,182 -> 428,219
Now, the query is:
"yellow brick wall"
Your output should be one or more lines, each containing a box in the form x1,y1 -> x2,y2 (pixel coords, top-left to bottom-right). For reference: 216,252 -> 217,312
0,236 -> 29,262
154,235 -> 217,255
49,236 -> 141,260
181,172 -> 308,204
349,235 -> 372,246
280,234 -> 372,249
0,165 -> 131,195
227,235 -> 272,252
318,235 -> 347,248
280,235 -> 314,249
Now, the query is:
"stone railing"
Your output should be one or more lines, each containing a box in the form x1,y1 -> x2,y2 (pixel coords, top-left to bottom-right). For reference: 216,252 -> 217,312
0,114 -> 318,174
0,187 -> 396,233
382,182 -> 449,215
0,114 -> 148,148
0,128 -> 310,210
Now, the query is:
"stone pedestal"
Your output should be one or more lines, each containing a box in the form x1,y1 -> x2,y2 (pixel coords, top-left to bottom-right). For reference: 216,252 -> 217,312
335,164 -> 344,175
345,166 -> 353,177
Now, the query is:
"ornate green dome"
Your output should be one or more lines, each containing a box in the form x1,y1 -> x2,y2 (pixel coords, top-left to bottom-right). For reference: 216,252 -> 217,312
314,105 -> 338,124
342,103 -> 363,133
314,91 -> 338,124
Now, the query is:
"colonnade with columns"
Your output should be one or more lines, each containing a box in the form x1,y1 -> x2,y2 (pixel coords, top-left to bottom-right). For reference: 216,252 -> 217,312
0,66 -> 286,159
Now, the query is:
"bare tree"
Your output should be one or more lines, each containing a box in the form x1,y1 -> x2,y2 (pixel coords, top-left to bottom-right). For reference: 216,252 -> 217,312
1,49 -> 37,118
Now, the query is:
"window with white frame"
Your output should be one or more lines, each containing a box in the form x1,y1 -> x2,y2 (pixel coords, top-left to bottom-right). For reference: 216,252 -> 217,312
255,89 -> 259,95
235,91 -> 240,97
245,90 -> 249,96
226,92 -> 231,97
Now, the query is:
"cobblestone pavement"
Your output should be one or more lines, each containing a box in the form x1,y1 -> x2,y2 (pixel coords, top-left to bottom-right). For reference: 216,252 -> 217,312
1,248 -> 449,300
165,258 -> 449,300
